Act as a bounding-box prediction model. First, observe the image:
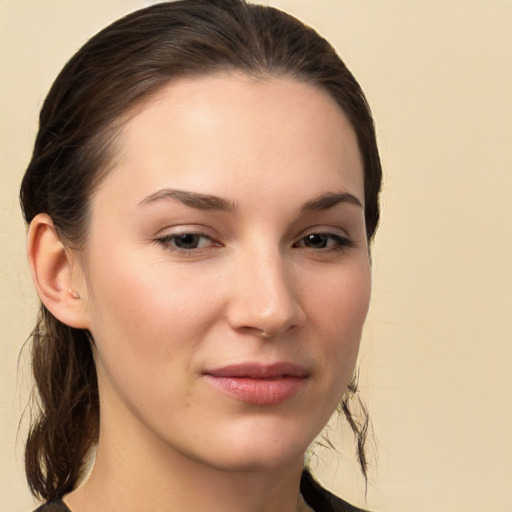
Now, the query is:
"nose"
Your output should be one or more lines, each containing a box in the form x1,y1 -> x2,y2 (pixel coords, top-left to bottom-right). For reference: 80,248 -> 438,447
226,246 -> 306,338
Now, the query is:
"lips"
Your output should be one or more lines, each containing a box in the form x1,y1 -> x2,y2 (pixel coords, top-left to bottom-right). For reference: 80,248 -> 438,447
203,362 -> 309,405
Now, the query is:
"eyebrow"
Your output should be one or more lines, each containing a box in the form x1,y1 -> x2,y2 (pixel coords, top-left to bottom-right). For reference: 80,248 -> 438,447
300,191 -> 363,212
139,188 -> 236,212
139,188 -> 362,213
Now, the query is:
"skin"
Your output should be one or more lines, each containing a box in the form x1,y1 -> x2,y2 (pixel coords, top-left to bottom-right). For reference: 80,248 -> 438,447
29,73 -> 371,512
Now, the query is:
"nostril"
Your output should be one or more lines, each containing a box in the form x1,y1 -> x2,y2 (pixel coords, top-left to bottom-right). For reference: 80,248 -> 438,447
226,259 -> 306,337
236,326 -> 274,338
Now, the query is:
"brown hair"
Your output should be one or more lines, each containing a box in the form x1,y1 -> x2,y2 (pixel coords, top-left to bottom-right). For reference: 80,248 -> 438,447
20,0 -> 382,501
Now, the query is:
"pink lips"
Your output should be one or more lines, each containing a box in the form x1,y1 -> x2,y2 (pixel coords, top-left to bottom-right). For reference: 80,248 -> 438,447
203,362 -> 308,405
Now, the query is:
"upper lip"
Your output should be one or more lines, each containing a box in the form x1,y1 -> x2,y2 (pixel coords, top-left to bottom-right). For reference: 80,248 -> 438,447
203,362 -> 309,379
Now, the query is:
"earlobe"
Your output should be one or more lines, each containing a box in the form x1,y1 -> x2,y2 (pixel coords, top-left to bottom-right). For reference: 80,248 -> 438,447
27,214 -> 89,329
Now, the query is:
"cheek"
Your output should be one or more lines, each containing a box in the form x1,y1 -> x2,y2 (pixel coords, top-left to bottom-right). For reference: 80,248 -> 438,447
83,245 -> 225,370
82,250 -> 223,418
310,259 -> 371,333
82,251 -> 222,406
306,260 -> 371,380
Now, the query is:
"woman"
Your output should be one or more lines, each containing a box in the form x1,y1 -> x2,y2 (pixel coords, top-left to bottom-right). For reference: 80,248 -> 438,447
20,1 -> 382,511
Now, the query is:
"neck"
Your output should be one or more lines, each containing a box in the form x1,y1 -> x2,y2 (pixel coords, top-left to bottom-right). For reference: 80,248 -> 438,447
65,405 -> 306,512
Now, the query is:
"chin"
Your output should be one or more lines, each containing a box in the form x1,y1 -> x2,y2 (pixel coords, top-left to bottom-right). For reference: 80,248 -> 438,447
205,447 -> 305,474
189,421 -> 315,473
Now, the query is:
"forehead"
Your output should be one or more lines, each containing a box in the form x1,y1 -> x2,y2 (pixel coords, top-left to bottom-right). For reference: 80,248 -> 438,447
95,72 -> 364,208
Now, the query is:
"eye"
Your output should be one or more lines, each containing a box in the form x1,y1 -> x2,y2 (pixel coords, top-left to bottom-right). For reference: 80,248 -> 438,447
156,232 -> 216,251
295,232 -> 354,250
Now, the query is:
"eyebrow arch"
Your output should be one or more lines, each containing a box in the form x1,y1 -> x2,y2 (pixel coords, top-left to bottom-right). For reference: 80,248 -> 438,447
139,188 -> 236,212
301,191 -> 363,212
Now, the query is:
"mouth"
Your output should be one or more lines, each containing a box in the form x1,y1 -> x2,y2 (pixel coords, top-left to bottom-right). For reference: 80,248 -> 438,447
203,362 -> 309,405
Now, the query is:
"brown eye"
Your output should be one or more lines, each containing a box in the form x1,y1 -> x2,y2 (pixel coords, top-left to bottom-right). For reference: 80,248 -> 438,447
295,233 -> 354,250
303,234 -> 329,248
173,233 -> 202,249
156,232 -> 215,251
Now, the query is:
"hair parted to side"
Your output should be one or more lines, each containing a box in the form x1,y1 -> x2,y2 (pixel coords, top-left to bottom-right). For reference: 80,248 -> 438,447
20,0 -> 382,501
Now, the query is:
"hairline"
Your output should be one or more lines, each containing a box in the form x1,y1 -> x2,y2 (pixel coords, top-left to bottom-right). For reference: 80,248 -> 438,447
75,67 -> 363,251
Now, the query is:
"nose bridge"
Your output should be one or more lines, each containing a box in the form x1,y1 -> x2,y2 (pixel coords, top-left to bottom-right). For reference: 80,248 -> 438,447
227,241 -> 304,336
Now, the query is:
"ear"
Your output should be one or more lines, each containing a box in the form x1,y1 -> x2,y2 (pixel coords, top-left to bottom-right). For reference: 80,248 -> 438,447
27,213 -> 90,329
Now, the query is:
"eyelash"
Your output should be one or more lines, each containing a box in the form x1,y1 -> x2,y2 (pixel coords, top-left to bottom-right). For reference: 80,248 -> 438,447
154,231 -> 354,255
155,232 -> 219,255
293,232 -> 355,251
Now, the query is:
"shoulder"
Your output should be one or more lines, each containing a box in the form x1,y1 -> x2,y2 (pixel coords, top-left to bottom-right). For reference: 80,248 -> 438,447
300,470 -> 374,512
33,474 -> 371,512
32,500 -> 71,512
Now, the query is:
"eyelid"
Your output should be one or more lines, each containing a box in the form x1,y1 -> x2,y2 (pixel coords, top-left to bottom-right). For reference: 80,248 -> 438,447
301,224 -> 350,237
152,223 -> 355,254
153,222 -> 215,236
153,225 -> 222,255
293,226 -> 355,250
297,224 -> 351,240
157,232 -> 213,244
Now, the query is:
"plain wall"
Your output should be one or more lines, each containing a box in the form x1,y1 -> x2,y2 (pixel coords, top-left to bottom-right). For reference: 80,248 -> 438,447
1,1 -> 511,511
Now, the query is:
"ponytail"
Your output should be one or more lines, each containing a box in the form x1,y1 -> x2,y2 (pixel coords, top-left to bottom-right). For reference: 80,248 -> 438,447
25,306 -> 98,500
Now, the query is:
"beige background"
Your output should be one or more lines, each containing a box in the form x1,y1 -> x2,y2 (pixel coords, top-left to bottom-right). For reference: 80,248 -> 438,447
1,1 -> 511,511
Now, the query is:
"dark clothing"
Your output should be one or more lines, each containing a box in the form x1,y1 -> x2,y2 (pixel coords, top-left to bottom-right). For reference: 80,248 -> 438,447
34,470 -> 371,512
300,471 -> 371,512
33,502 -> 69,512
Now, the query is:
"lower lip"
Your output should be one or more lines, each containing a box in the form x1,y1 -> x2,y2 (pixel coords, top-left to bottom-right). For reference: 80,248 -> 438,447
204,375 -> 306,405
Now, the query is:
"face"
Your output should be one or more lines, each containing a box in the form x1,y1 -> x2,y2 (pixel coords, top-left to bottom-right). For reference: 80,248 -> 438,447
78,73 -> 371,472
